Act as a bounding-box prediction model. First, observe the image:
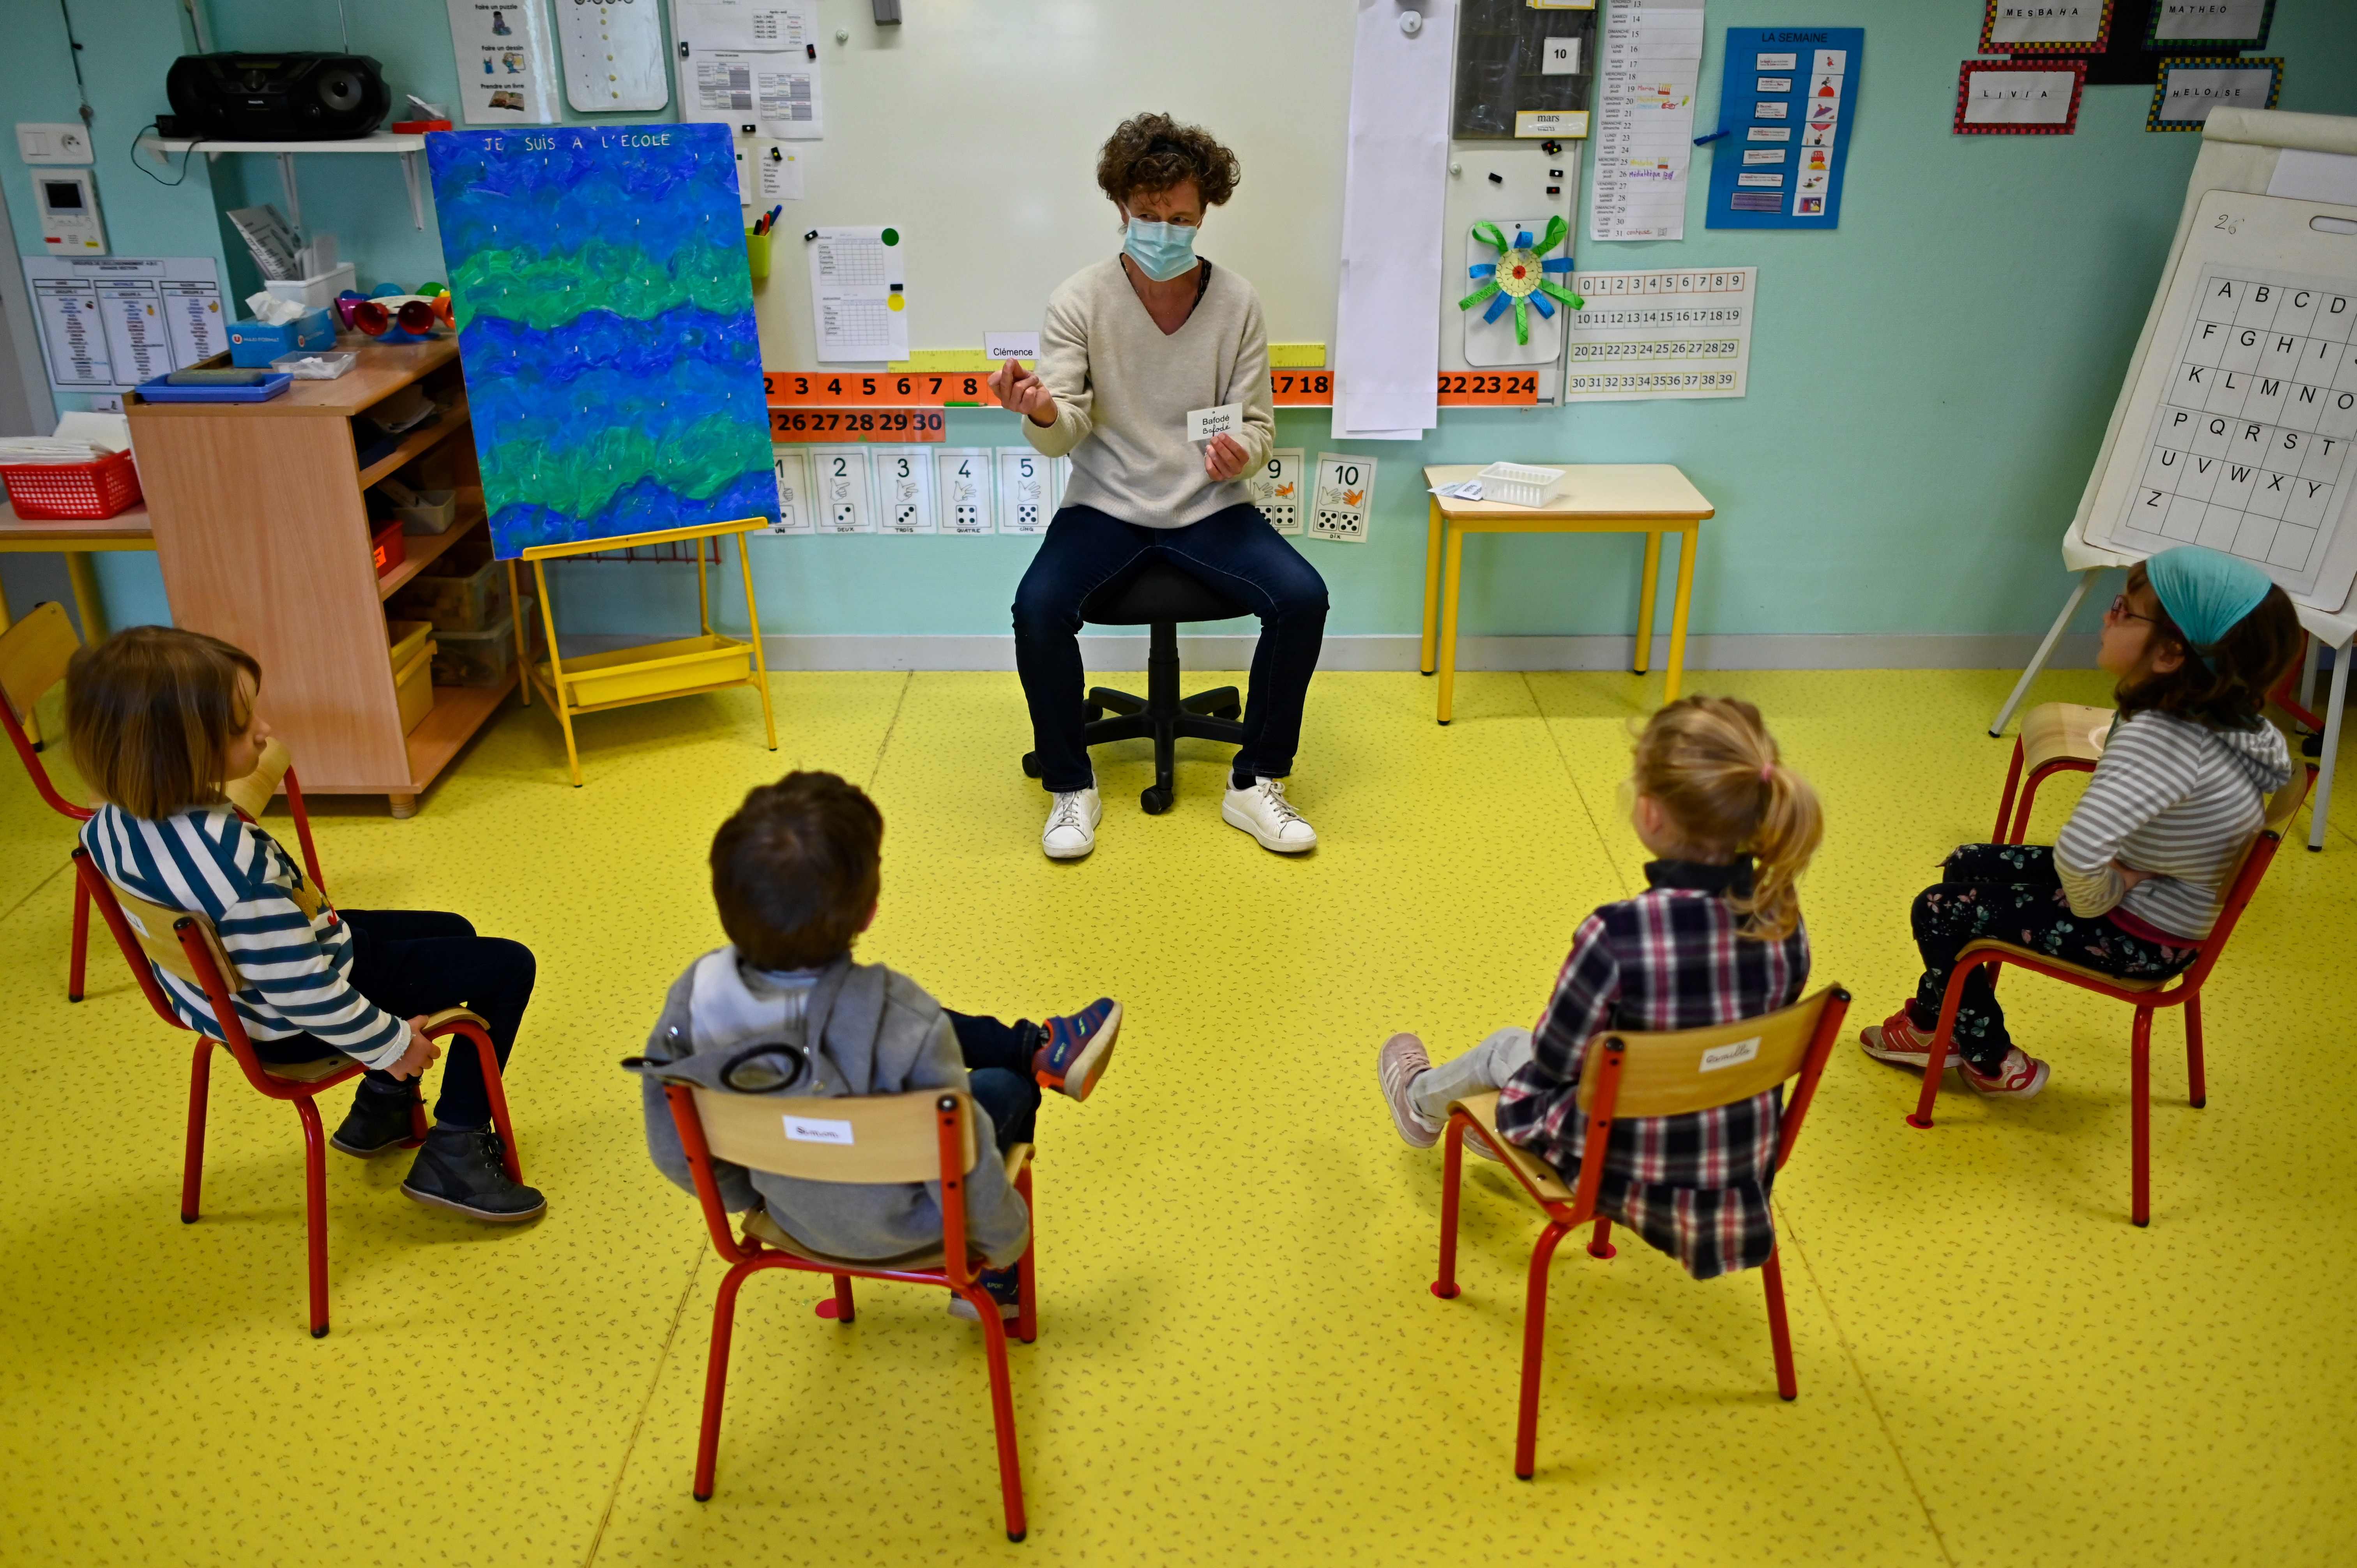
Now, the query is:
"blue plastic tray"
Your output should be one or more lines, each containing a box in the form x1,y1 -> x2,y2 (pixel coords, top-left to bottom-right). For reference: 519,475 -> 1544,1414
135,371 -> 293,404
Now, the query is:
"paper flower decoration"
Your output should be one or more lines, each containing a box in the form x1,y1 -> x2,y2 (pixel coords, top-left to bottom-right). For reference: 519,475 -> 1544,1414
1458,215 -> 1583,346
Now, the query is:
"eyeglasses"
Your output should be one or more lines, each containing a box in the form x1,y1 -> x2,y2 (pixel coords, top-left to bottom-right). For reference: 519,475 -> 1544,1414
2107,594 -> 2158,627
717,1041 -> 810,1093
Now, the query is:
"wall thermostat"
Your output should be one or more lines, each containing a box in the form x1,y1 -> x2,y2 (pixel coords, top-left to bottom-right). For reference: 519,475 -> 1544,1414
37,170 -> 106,254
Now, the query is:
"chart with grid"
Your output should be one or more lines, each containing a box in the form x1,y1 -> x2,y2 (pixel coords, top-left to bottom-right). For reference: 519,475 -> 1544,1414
2122,266 -> 2357,594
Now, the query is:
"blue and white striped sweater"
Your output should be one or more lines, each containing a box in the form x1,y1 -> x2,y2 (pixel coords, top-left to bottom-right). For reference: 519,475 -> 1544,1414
81,804 -> 408,1070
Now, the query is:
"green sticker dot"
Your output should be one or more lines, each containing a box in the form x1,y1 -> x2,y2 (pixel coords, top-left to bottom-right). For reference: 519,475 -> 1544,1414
881,228 -> 900,245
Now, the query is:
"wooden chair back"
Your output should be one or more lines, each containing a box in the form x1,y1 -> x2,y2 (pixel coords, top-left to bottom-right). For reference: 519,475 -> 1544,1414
223,736 -> 294,821
691,1085 -> 982,1185
1576,987 -> 1848,1120
106,882 -> 244,995
2175,758 -> 2311,991
0,600 -> 76,729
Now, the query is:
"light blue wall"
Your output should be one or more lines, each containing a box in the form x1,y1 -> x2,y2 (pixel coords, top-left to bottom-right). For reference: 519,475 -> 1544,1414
9,0 -> 2357,649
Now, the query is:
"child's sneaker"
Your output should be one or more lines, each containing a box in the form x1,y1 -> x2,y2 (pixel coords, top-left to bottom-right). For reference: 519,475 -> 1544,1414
1034,999 -> 1120,1100
948,1263 -> 1022,1321
1961,1047 -> 2051,1099
1859,1008 -> 1956,1072
1377,1033 -> 1441,1148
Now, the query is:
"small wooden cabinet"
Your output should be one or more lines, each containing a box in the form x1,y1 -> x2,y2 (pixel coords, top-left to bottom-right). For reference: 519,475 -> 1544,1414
128,340 -> 513,817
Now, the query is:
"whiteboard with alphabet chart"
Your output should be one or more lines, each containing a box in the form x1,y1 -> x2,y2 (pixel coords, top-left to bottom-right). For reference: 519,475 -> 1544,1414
2083,191 -> 2357,613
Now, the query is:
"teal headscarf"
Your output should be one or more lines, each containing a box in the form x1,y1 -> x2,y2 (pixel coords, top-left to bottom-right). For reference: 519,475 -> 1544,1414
2143,546 -> 2272,667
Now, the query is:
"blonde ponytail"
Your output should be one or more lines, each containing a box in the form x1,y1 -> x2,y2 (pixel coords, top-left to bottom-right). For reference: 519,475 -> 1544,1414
1629,695 -> 1823,941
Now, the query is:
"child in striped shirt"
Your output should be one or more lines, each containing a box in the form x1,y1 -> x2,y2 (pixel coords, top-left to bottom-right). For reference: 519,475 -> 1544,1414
1863,546 -> 2300,1097
68,626 -> 544,1221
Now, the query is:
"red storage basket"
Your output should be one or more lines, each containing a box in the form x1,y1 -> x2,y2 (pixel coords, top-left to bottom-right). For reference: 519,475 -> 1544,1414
0,449 -> 142,520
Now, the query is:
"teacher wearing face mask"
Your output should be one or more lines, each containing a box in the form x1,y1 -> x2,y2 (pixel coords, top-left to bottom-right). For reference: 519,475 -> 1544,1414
993,113 -> 1328,863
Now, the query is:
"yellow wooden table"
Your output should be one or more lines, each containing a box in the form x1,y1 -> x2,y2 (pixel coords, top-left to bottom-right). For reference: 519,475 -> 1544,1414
0,498 -> 150,744
1421,463 -> 1713,724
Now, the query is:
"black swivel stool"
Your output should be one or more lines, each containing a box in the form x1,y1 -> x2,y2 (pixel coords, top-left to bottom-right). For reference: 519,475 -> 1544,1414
1021,560 -> 1248,816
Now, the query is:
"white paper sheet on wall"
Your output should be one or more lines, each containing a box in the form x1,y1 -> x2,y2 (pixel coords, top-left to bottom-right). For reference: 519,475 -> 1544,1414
445,0 -> 561,125
998,449 -> 1053,534
1332,0 -> 1456,440
872,447 -> 939,534
807,227 -> 908,361
936,447 -> 996,534
557,0 -> 669,113
769,447 -> 813,534
672,0 -> 822,138
1589,0 -> 1705,242
811,446 -> 873,533
23,255 -> 223,394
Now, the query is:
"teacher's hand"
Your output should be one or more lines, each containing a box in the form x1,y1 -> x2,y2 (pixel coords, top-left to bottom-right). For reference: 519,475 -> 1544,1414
1204,433 -> 1250,482
990,360 -> 1057,428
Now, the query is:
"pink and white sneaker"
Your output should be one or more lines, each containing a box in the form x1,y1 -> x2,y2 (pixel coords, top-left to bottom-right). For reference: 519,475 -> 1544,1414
1859,1008 -> 1957,1072
1961,1047 -> 2051,1099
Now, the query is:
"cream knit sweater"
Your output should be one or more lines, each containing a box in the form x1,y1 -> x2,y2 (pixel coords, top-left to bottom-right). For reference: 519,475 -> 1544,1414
1022,257 -> 1276,528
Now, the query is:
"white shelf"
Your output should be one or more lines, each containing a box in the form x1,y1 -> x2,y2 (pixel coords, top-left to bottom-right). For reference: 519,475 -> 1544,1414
136,134 -> 430,231
137,132 -> 427,155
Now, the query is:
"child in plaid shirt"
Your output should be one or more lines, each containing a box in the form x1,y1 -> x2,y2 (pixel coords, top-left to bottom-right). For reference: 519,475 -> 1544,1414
1376,696 -> 1823,1280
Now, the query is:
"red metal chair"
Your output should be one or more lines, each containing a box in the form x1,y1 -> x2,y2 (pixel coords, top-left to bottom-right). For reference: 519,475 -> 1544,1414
1989,701 -> 2111,845
71,848 -> 519,1337
1430,986 -> 1851,1480
1907,763 -> 2313,1226
663,1081 -> 1037,1540
0,600 -> 327,1000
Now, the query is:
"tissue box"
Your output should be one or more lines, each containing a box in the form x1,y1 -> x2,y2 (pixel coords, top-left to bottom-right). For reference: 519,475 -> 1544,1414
228,309 -> 336,368
263,263 -> 357,313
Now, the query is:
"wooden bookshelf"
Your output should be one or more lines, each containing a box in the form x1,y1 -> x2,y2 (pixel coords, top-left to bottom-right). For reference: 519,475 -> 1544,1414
128,339 -> 509,817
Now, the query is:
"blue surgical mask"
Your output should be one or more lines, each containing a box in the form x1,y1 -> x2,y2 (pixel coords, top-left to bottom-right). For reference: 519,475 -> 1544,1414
1123,217 -> 1199,281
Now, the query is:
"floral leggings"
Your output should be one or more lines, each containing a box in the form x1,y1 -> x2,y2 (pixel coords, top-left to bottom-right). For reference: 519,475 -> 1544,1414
1907,844 -> 2198,1074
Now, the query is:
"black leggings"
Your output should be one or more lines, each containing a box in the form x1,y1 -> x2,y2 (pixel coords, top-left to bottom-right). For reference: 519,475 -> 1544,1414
251,910 -> 535,1128
1906,845 -> 2198,1074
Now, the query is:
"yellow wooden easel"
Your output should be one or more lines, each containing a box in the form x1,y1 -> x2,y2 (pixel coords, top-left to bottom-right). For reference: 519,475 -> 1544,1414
509,516 -> 778,785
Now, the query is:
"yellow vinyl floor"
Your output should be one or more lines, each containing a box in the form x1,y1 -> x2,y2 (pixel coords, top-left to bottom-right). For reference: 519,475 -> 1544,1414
3,666 -> 2353,1568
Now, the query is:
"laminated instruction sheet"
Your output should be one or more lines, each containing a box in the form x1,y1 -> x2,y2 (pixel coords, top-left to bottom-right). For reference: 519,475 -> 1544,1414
1706,26 -> 1863,228
806,227 -> 908,362
22,255 -> 224,394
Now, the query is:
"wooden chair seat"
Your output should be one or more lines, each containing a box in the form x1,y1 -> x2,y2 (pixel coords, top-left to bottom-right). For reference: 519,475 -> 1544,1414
1956,938 -> 2164,992
258,1056 -> 360,1085
739,1145 -> 1035,1268
1449,1095 -> 1573,1205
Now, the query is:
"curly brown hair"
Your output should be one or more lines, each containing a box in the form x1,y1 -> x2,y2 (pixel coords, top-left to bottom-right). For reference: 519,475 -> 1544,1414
2114,561 -> 2302,732
1096,113 -> 1240,210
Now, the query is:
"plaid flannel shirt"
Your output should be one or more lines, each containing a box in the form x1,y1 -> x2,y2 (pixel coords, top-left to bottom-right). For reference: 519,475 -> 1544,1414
1494,858 -> 1809,1280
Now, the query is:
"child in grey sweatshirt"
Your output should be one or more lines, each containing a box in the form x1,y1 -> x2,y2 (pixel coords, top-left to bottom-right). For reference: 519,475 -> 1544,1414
632,771 -> 1122,1317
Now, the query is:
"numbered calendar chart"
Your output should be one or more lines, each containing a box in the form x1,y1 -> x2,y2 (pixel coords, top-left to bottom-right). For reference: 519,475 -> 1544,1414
2122,268 -> 2357,592
1562,267 -> 1755,401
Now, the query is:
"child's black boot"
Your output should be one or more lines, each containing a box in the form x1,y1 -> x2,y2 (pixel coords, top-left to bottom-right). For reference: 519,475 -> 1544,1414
401,1124 -> 546,1222
331,1081 -> 420,1158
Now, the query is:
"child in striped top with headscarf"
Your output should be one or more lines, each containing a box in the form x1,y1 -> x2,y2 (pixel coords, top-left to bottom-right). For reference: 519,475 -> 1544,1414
68,626 -> 544,1221
1863,546 -> 2302,1097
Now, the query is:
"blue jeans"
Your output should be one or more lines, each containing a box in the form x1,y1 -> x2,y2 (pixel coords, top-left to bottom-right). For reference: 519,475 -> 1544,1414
1011,502 -> 1329,794
944,1010 -> 1041,1148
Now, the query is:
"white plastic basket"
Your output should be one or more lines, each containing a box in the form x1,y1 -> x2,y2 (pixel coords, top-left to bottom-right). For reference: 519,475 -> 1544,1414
1474,461 -> 1565,507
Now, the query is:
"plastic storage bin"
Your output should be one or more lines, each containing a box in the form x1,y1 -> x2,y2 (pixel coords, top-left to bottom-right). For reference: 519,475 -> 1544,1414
0,449 -> 142,519
393,489 -> 458,535
228,309 -> 336,368
390,556 -> 507,631
393,636 -> 437,735
387,618 -> 433,671
370,520 -> 406,577
263,263 -> 357,313
1474,462 -> 1566,508
432,614 -> 517,688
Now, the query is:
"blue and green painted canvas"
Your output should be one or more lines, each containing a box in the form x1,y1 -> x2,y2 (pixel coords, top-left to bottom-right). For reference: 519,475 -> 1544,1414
425,124 -> 776,558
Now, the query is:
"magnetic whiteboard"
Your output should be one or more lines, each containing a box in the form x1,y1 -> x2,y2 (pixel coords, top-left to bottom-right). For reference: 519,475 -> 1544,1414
742,0 -> 1354,368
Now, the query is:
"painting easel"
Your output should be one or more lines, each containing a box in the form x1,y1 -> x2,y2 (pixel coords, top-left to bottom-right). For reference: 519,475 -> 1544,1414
515,516 -> 778,785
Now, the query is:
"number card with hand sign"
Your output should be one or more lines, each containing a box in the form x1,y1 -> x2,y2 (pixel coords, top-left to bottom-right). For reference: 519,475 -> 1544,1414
872,447 -> 939,534
1250,447 -> 1306,535
935,447 -> 995,534
1311,452 -> 1376,544
813,447 -> 873,533
769,447 -> 813,535
998,449 -> 1053,535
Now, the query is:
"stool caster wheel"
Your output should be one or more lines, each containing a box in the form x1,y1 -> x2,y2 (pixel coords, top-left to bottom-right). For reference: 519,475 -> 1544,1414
1021,752 -> 1041,779
1141,786 -> 1172,815
1082,703 -> 1104,724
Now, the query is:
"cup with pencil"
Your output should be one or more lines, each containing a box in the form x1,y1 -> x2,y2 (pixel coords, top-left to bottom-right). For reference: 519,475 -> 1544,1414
747,206 -> 781,284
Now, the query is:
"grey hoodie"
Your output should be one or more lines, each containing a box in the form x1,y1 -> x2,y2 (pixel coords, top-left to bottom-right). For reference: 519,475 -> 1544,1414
635,948 -> 1030,1267
2054,711 -> 2294,941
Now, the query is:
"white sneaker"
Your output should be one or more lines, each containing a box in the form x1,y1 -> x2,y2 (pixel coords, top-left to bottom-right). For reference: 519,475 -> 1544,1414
1041,787 -> 1101,860
1222,776 -> 1317,853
